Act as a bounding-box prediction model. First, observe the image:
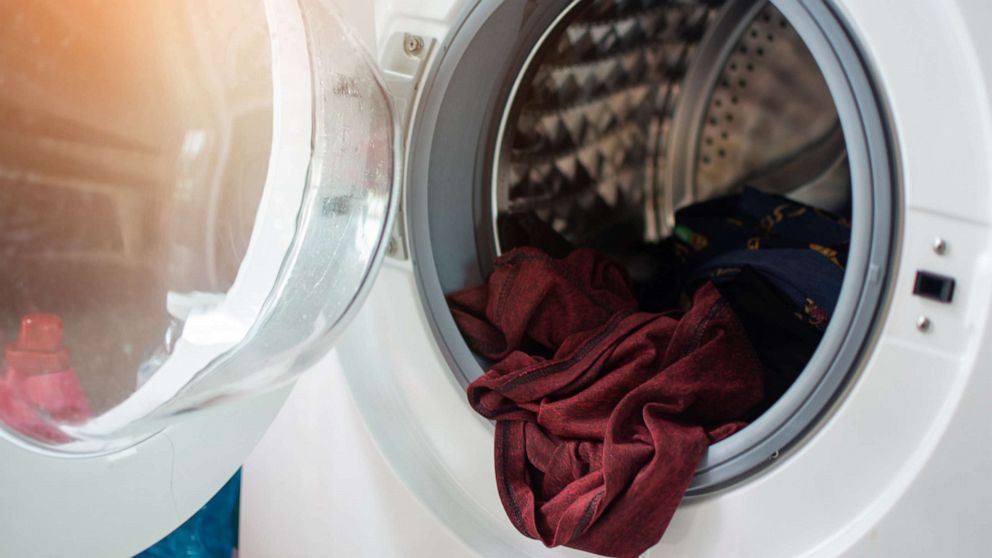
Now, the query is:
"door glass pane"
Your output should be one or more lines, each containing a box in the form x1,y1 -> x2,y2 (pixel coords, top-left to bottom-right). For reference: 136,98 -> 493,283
0,0 -> 397,451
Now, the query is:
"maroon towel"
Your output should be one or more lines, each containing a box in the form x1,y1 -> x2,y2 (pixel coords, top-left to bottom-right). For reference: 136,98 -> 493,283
450,248 -> 764,557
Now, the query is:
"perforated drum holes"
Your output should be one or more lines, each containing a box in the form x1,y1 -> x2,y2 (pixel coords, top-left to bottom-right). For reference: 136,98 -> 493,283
694,4 -> 839,199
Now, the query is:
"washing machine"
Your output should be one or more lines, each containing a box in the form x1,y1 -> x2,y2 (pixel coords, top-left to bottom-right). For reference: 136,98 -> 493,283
1,0 -> 991,556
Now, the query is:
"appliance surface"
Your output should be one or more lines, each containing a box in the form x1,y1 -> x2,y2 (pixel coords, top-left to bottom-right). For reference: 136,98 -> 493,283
1,0 -> 989,556
244,0 -> 992,556
241,354 -> 476,557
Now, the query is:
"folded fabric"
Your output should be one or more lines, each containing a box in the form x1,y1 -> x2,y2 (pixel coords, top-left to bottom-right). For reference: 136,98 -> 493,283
714,266 -> 824,419
450,248 -> 764,557
674,186 -> 851,255
693,249 -> 843,327
638,187 -> 850,327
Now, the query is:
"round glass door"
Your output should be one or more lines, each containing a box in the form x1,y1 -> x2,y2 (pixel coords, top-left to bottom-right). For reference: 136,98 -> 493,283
0,0 -> 398,451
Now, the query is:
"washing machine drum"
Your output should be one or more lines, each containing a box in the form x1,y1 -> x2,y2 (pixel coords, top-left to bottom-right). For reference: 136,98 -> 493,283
410,0 -> 895,494
495,0 -> 850,248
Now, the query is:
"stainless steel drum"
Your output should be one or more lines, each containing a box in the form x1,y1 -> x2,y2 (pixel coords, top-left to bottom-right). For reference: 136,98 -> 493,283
495,0 -> 849,253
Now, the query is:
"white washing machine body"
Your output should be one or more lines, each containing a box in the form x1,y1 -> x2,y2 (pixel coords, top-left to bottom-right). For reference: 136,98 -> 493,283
245,0 -> 992,556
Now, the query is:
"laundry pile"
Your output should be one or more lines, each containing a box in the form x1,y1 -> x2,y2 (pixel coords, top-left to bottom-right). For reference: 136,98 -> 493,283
449,188 -> 850,557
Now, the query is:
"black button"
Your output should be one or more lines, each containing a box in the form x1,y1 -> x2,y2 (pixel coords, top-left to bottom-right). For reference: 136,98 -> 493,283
913,271 -> 955,303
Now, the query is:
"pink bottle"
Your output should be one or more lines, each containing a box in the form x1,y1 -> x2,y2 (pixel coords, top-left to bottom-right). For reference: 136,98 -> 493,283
0,314 -> 91,442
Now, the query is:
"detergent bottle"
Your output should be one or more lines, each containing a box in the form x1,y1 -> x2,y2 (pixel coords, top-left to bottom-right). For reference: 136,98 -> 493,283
0,314 -> 91,441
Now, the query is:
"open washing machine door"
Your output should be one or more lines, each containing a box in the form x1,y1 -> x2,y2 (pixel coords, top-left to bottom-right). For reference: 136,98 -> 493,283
0,0 -> 399,555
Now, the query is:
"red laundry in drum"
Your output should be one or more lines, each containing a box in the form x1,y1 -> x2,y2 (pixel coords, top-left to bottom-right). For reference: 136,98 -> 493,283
449,248 -> 764,558
0,314 -> 91,443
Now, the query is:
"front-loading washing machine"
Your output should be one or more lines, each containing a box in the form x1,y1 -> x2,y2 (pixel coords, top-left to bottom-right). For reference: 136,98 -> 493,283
1,0 -> 991,556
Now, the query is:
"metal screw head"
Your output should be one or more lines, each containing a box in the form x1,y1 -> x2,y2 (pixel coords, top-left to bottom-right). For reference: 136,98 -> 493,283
933,237 -> 947,256
916,315 -> 932,333
403,34 -> 424,56
386,238 -> 398,256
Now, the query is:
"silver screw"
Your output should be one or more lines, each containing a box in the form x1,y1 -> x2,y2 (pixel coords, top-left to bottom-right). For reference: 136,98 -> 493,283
769,450 -> 780,461
916,315 -> 932,333
933,237 -> 947,255
403,34 -> 424,56
386,238 -> 398,256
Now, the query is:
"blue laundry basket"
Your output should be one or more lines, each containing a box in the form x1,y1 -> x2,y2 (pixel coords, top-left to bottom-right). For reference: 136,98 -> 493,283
135,471 -> 241,558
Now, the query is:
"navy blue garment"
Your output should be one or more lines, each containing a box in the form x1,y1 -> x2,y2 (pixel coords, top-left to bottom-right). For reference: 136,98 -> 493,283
692,248 -> 843,326
627,187 -> 852,415
135,471 -> 241,558
714,266 -> 824,419
674,186 -> 851,254
678,188 -> 849,328
637,187 -> 850,329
